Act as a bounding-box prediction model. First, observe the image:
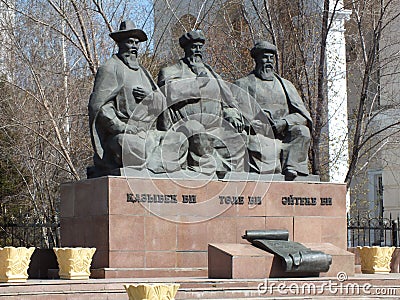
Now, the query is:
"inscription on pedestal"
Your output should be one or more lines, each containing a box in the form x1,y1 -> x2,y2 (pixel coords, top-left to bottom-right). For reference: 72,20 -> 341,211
127,193 -> 334,207
182,194 -> 197,203
126,193 -> 264,205
281,195 -> 333,206
127,194 -> 178,203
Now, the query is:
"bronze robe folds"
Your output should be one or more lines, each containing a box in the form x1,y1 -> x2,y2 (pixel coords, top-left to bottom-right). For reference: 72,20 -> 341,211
234,72 -> 312,175
88,55 -> 186,175
158,60 -> 245,174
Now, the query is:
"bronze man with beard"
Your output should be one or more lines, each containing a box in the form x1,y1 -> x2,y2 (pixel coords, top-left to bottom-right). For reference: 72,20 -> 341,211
157,30 -> 245,176
234,41 -> 312,180
88,20 -> 187,177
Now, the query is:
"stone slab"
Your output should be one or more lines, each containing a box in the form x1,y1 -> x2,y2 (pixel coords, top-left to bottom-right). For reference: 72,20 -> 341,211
90,267 -> 207,279
60,176 -> 347,278
208,243 -> 282,279
208,243 -> 355,279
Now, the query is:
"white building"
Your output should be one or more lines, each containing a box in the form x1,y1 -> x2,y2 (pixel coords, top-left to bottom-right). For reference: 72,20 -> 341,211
345,0 -> 400,247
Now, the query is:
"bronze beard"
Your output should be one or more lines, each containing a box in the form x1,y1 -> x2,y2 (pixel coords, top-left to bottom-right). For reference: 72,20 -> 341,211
184,54 -> 207,76
254,63 -> 274,81
118,52 -> 139,70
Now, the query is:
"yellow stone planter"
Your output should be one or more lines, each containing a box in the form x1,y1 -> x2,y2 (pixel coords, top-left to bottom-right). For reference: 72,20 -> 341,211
357,246 -> 395,274
124,283 -> 180,300
53,247 -> 96,279
0,246 -> 35,282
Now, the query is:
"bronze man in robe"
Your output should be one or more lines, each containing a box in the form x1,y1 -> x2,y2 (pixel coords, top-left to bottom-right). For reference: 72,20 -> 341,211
88,20 -> 187,177
234,41 -> 312,180
157,30 -> 245,176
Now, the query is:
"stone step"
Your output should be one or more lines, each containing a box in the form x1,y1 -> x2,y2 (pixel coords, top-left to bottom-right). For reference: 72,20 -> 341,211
1,275 -> 400,299
49,267 -> 208,279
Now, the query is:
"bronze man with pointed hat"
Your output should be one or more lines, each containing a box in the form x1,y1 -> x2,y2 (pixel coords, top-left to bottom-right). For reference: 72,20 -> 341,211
88,20 -> 187,177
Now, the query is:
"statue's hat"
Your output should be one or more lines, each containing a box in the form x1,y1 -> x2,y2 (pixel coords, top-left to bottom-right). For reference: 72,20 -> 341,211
179,30 -> 205,48
109,20 -> 147,43
250,41 -> 277,58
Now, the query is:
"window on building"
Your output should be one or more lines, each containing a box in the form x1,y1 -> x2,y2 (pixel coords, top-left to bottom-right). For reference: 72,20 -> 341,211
374,172 -> 383,219
368,170 -> 384,245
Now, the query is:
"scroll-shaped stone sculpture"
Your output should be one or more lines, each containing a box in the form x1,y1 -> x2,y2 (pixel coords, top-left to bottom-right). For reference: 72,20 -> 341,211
242,230 -> 332,273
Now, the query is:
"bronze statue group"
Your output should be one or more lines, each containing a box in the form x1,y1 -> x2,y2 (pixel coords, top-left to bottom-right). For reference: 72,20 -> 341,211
88,20 -> 312,181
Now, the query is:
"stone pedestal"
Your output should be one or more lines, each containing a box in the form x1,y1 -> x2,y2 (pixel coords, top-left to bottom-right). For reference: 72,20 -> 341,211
60,176 -> 347,278
208,243 -> 355,279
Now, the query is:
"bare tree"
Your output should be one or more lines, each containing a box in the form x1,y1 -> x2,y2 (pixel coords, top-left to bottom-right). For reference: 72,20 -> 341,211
345,0 -> 400,188
0,0 -> 154,246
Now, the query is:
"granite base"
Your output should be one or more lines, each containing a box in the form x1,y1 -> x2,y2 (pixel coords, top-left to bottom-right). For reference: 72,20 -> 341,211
60,176 -> 346,278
